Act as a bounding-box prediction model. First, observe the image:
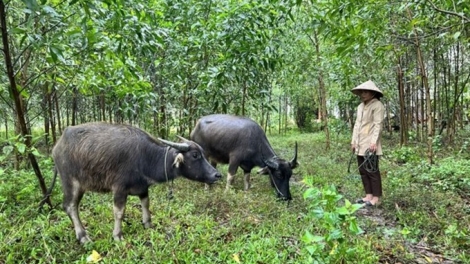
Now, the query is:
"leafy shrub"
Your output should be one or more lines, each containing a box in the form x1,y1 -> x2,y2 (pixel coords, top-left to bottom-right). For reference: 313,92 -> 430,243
328,118 -> 350,135
388,146 -> 420,164
415,158 -> 470,196
301,178 -> 378,263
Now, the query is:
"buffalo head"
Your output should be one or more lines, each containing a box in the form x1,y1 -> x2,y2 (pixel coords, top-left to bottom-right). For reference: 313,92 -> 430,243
259,142 -> 298,200
159,136 -> 222,184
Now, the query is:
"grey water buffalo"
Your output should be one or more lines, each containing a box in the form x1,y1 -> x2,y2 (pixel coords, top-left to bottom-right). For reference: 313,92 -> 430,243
190,114 -> 298,200
51,122 -> 221,243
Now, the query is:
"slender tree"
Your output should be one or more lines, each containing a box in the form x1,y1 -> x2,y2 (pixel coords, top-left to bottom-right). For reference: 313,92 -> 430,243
0,0 -> 51,207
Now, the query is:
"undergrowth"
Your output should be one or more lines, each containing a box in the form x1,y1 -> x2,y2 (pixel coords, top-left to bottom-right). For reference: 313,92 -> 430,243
0,131 -> 469,263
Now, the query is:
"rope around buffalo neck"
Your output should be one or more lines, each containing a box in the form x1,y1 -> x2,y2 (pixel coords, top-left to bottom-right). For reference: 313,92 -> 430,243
163,146 -> 174,200
269,171 -> 284,199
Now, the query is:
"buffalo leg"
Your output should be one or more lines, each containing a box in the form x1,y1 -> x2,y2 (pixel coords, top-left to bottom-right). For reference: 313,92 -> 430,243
62,180 -> 90,243
226,172 -> 235,190
226,162 -> 239,190
112,192 -> 128,241
139,192 -> 154,228
243,171 -> 251,190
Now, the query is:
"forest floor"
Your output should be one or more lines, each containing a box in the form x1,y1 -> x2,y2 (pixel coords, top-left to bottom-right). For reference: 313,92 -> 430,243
0,130 -> 469,263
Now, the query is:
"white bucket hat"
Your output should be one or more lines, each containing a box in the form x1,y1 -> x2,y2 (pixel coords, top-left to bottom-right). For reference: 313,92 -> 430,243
351,80 -> 383,98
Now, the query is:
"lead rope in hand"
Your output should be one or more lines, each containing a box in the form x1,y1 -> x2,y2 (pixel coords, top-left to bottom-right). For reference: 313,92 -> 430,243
347,149 -> 378,174
363,149 -> 378,173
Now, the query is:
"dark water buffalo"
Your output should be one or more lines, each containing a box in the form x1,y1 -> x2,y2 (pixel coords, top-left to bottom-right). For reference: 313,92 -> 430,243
51,122 -> 221,243
190,114 -> 298,200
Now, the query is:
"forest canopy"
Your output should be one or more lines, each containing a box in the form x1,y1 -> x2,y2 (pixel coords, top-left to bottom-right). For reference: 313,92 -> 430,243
1,0 -> 469,143
1,0 -> 469,262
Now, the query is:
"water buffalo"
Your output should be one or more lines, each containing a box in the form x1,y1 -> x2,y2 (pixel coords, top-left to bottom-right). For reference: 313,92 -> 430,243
190,114 -> 298,200
51,122 -> 221,243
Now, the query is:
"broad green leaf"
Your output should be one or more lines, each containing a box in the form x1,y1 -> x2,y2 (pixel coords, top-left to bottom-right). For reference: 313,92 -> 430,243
349,221 -> 364,235
10,27 -> 27,34
2,145 -> 14,155
21,0 -> 39,10
16,143 -> 26,154
335,206 -> 350,215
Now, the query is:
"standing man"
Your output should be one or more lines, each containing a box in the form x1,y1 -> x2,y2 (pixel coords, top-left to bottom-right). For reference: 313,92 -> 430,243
351,80 -> 385,206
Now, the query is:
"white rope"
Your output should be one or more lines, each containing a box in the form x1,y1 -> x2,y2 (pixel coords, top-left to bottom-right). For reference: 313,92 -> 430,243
163,146 -> 174,200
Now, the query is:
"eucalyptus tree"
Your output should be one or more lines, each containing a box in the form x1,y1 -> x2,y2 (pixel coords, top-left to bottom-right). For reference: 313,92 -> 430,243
275,10 -> 319,133
0,0 -> 55,206
0,0 -> 155,206
288,0 -> 469,164
383,0 -> 470,163
422,0 -> 470,144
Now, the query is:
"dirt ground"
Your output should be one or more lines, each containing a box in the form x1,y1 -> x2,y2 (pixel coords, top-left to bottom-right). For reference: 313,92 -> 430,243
357,206 -> 456,264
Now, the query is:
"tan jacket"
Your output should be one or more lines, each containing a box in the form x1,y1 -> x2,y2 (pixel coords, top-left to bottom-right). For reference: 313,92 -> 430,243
351,98 -> 385,156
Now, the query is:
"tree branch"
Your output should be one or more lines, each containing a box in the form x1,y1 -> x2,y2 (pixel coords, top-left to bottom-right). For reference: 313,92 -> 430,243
426,0 -> 470,23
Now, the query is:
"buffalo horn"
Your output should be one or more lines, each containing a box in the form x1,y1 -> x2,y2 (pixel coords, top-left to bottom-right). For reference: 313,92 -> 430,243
158,138 -> 190,152
289,142 -> 298,168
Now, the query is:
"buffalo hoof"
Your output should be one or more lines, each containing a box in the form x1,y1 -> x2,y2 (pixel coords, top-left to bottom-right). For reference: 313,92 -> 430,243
113,232 -> 124,241
143,222 -> 154,229
79,235 -> 92,244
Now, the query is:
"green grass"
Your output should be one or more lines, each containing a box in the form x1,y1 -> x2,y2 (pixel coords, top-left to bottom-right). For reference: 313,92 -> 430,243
0,131 -> 469,263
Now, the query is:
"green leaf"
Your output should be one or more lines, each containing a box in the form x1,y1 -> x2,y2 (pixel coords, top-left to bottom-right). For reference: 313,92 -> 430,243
49,45 -> 65,63
310,235 -> 325,243
327,228 -> 343,241
2,145 -> 13,155
49,46 -> 58,62
10,27 -> 27,34
21,0 -> 39,10
335,206 -> 350,215
302,230 -> 314,242
16,143 -> 26,154
31,148 -> 41,157
349,221 -> 364,235
303,187 -> 318,199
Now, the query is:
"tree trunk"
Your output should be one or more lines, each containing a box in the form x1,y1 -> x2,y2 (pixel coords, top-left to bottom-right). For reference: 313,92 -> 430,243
312,31 -> 330,150
100,90 -> 106,122
3,111 -> 8,139
0,1 -> 52,208
54,89 -> 61,135
397,58 -> 407,145
47,86 -> 57,144
284,95 -> 288,134
407,8 -> 433,164
71,86 -> 78,126
278,95 -> 282,134
241,82 -> 247,117
43,84 -> 50,152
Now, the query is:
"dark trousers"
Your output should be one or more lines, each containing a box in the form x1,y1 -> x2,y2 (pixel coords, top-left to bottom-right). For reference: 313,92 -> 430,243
357,155 -> 382,197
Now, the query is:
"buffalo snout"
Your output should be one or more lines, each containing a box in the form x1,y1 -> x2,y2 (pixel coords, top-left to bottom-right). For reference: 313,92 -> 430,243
206,171 -> 222,184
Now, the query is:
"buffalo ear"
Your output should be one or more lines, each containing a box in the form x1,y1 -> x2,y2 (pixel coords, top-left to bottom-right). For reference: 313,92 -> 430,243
172,153 -> 185,168
289,160 -> 299,169
264,158 -> 279,170
257,167 -> 269,175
